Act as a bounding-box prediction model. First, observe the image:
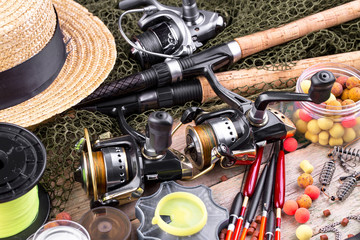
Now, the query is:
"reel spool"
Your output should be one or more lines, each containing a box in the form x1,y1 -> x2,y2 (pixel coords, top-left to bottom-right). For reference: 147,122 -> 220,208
79,207 -> 131,240
185,116 -> 238,170
0,122 -> 50,240
75,129 -> 135,202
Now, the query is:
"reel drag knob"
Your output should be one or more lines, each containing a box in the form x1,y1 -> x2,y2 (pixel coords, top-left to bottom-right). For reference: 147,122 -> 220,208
144,111 -> 173,157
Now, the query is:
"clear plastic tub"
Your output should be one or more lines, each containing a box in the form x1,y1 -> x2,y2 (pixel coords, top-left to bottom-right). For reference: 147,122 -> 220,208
31,220 -> 90,240
293,63 -> 360,147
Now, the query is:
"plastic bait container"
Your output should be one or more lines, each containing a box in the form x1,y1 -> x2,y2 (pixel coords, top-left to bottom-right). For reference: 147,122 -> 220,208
293,63 -> 360,147
31,220 -> 90,240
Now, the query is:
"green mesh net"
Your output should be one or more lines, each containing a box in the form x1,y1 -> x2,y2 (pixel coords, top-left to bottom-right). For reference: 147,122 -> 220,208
34,0 -> 360,216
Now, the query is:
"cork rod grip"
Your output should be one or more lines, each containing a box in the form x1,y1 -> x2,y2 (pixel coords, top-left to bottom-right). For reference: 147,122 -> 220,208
234,1 -> 360,58
198,51 -> 360,101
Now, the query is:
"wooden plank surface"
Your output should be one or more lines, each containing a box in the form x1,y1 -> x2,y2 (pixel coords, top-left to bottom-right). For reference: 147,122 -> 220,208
64,123 -> 360,239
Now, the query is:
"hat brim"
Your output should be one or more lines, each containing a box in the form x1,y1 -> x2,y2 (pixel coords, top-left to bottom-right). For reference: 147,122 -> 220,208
0,0 -> 116,127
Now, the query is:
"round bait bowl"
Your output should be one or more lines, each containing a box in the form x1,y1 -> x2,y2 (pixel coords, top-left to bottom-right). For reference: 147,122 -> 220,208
79,206 -> 131,240
32,220 -> 90,240
151,192 -> 208,237
293,63 -> 360,147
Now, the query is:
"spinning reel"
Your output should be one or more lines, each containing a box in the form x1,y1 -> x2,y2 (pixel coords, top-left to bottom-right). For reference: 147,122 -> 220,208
75,109 -> 194,208
172,70 -> 336,174
118,0 -> 226,68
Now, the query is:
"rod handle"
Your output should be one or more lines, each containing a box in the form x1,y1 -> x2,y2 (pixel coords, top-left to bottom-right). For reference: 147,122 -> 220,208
234,1 -> 360,58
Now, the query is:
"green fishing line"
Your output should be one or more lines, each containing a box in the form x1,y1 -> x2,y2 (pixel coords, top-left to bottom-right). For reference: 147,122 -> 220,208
0,186 -> 39,238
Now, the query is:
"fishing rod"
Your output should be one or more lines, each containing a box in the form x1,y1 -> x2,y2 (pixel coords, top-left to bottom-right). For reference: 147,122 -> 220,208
258,142 -> 279,240
239,161 -> 270,240
79,1 -> 360,105
78,51 -> 360,112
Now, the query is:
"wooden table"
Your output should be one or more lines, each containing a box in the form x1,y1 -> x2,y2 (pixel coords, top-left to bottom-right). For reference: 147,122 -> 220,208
65,123 -> 360,239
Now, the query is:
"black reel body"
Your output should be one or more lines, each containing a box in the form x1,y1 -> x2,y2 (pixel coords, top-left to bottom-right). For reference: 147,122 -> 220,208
119,0 -> 225,68
75,111 -> 193,207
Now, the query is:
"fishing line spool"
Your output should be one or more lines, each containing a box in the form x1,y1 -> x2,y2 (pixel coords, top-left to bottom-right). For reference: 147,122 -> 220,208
0,122 -> 50,240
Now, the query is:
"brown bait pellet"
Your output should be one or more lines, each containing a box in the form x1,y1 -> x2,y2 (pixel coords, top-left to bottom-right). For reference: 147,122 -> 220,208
341,218 -> 349,227
252,230 -> 259,238
250,222 -> 258,229
323,209 -> 331,217
320,234 -> 328,240
247,227 -> 255,235
221,175 -> 228,181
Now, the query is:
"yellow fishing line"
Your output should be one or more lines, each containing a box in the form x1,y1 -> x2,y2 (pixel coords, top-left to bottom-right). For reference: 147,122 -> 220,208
0,186 -> 39,238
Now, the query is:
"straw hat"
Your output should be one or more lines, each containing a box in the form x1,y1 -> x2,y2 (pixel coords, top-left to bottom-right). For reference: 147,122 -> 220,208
0,0 -> 116,127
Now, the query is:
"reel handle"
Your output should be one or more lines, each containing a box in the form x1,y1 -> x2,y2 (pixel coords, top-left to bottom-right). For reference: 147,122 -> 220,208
254,70 -> 335,111
249,70 -> 335,125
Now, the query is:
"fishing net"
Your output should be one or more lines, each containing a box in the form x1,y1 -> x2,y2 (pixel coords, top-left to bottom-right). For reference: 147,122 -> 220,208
33,0 -> 360,216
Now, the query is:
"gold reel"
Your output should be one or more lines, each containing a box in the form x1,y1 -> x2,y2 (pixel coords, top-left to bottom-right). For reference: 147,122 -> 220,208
81,128 -> 106,200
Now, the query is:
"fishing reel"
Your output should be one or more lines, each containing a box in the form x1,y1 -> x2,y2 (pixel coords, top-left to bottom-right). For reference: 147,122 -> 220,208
173,69 -> 336,174
118,0 -> 226,68
74,110 -> 194,208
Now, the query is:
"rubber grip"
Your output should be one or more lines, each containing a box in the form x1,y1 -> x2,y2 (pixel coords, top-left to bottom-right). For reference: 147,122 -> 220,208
80,69 -> 157,104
